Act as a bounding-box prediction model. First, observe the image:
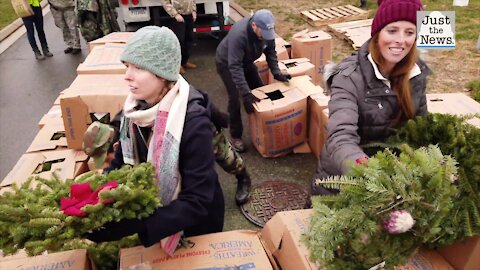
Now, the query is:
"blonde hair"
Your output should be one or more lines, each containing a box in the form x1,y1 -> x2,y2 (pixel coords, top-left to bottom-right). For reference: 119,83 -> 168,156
369,34 -> 418,122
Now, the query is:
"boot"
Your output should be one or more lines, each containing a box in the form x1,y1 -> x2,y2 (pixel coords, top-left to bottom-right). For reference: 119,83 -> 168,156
34,50 -> 45,60
42,48 -> 53,57
235,170 -> 251,205
360,0 -> 367,8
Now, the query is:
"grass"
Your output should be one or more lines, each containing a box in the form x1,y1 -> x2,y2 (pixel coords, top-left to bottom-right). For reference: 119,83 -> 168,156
0,0 -> 18,30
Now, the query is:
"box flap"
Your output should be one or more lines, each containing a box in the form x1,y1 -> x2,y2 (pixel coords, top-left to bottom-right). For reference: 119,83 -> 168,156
289,76 -> 324,97
252,83 -> 305,113
292,30 -> 332,42
89,32 -> 134,45
27,123 -> 67,153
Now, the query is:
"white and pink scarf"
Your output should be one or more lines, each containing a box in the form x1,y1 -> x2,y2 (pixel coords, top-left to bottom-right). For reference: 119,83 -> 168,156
119,75 -> 189,256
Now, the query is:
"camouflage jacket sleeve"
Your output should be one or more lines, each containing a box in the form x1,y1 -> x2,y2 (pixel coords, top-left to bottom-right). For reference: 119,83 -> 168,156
160,0 -> 196,17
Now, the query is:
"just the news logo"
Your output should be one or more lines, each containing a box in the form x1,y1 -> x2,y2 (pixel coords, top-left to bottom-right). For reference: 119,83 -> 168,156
416,11 -> 456,49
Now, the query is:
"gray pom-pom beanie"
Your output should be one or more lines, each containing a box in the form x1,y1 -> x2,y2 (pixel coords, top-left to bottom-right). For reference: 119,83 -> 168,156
121,26 -> 181,81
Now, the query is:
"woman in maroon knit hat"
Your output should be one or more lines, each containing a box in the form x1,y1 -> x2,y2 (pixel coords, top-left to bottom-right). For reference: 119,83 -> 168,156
311,0 -> 432,196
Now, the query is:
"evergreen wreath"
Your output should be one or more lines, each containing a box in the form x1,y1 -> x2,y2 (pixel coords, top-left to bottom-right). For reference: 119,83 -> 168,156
0,163 -> 160,270
304,145 -> 458,270
385,113 -> 480,246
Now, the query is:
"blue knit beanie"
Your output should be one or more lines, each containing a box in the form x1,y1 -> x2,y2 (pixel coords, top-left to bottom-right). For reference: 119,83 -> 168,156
121,26 -> 181,81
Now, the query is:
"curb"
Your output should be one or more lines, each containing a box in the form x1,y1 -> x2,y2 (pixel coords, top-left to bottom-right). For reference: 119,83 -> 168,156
0,0 -> 48,42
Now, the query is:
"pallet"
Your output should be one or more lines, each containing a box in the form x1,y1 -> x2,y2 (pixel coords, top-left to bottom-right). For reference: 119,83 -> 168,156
300,5 -> 369,27
328,19 -> 373,50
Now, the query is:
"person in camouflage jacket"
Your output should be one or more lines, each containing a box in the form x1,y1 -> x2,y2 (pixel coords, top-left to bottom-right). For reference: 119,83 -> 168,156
48,0 -> 81,54
76,0 -> 120,42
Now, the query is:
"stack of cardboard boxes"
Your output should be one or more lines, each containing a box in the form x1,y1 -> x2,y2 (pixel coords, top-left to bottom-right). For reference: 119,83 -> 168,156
0,32 -> 133,268
249,30 -> 332,158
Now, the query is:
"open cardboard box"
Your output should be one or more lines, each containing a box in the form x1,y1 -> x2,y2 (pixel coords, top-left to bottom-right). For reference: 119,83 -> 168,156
77,43 -> 126,75
119,230 -> 273,270
1,149 -> 89,187
60,74 -> 129,149
0,249 -> 92,270
261,209 -> 454,270
27,123 -> 68,153
291,30 -> 332,86
249,82 -> 307,158
269,58 -> 315,83
88,31 -> 134,51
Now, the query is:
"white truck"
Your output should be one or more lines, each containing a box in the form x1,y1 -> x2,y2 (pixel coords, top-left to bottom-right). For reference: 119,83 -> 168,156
117,0 -> 233,33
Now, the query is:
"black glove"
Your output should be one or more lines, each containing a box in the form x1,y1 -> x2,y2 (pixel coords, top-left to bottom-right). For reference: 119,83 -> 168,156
84,217 -> 146,243
242,92 -> 261,114
211,104 -> 229,130
273,73 -> 291,82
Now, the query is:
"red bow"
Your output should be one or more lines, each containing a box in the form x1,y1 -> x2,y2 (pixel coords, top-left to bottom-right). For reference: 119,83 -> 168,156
355,156 -> 369,166
60,181 -> 118,216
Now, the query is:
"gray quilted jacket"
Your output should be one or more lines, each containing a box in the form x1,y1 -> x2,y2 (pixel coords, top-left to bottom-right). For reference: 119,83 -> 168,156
316,39 -> 432,178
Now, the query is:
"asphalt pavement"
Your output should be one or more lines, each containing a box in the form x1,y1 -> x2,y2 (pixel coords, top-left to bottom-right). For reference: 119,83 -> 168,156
0,10 -> 317,231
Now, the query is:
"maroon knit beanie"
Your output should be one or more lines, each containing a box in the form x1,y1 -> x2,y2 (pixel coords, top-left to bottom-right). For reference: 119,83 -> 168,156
371,0 -> 423,37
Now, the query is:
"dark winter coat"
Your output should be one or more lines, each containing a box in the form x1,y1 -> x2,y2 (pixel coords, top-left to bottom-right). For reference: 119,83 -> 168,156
215,15 -> 281,96
107,86 -> 225,246
317,39 -> 432,178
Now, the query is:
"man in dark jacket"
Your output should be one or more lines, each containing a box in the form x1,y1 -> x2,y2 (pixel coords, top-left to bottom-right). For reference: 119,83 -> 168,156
215,9 -> 290,153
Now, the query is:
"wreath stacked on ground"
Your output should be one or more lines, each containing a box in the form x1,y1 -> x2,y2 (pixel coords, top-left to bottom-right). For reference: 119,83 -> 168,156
304,144 -> 459,269
386,113 -> 480,245
305,113 -> 480,269
0,163 -> 160,270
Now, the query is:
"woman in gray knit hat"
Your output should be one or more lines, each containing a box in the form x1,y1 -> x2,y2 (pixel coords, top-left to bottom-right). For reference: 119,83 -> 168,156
85,26 -> 224,255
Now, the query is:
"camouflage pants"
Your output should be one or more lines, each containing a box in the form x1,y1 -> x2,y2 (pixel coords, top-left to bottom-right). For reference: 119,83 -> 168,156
50,7 -> 80,48
213,128 -> 245,175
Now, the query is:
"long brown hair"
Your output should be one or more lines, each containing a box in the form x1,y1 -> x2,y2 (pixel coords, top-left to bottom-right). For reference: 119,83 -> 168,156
369,34 -> 418,122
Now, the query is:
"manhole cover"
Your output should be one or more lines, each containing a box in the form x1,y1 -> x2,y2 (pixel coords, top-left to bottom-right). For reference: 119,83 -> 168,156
240,180 -> 309,227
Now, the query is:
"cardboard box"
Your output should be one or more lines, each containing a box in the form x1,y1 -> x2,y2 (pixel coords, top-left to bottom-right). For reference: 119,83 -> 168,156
38,104 -> 64,129
0,249 -> 91,270
77,43 -> 126,75
308,94 -> 330,159
254,38 -> 291,84
426,93 -> 480,115
261,209 -> 318,270
395,249 -> 454,270
291,30 -> 332,86
261,210 -> 454,270
27,123 -> 68,153
88,31 -> 134,51
269,58 -> 315,83
119,230 -> 273,270
249,83 -> 307,158
438,236 -> 480,270
60,74 -> 129,149
1,149 -> 89,187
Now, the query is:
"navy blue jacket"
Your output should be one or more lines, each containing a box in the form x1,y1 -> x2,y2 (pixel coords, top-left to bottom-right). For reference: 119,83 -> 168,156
107,86 -> 225,246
